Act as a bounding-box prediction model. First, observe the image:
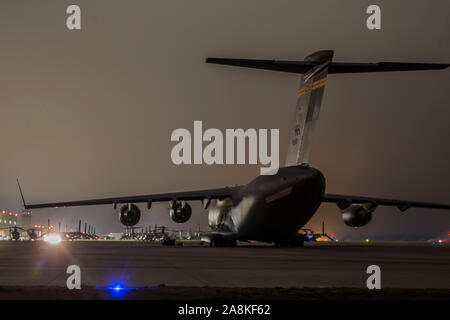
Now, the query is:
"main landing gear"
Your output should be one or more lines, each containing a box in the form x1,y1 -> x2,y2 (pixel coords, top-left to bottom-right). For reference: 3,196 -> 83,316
209,235 -> 237,247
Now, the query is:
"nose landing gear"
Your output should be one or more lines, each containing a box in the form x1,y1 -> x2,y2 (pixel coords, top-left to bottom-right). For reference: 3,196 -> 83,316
208,234 -> 237,247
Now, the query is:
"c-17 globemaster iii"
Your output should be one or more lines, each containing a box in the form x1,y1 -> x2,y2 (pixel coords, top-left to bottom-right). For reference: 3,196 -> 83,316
20,50 -> 450,247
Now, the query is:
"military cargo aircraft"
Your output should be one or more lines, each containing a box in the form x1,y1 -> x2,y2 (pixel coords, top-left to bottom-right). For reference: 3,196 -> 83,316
20,50 -> 450,247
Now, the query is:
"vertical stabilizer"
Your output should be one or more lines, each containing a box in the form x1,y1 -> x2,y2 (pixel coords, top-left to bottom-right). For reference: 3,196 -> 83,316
206,52 -> 447,166
285,50 -> 333,166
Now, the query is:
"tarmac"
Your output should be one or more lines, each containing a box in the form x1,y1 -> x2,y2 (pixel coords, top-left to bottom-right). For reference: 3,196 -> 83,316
0,240 -> 448,289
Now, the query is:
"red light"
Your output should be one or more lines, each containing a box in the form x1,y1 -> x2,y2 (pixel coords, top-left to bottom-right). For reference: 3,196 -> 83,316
1,210 -> 5,214
14,213 -> 18,217
330,234 -> 335,238
8,212 -> 12,216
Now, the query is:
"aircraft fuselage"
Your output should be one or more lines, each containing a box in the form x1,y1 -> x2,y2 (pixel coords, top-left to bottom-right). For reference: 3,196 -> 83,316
208,165 -> 325,243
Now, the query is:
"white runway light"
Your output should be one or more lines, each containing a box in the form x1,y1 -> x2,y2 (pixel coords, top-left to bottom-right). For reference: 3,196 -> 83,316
44,233 -> 62,245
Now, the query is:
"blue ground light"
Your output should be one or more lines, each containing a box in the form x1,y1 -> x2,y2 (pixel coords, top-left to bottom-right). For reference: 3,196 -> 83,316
96,282 -> 145,299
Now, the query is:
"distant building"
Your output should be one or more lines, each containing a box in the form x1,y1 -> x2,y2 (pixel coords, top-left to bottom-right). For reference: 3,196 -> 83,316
21,211 -> 32,230
0,210 -> 19,238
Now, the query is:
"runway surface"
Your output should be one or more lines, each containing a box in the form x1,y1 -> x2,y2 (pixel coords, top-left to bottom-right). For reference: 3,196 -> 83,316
0,241 -> 448,288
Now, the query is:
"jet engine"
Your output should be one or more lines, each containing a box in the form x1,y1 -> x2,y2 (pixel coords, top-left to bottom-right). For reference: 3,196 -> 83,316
169,201 -> 192,223
118,204 -> 141,226
341,203 -> 376,227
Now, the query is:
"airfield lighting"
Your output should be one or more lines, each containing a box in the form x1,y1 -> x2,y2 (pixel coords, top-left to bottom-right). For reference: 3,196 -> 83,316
1,210 -> 5,214
103,281 -> 134,292
98,281 -> 139,299
113,284 -> 123,291
43,233 -> 62,245
365,238 -> 370,243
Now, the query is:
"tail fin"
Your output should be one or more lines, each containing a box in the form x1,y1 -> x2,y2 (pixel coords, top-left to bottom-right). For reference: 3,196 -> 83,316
206,53 -> 448,166
285,50 -> 333,165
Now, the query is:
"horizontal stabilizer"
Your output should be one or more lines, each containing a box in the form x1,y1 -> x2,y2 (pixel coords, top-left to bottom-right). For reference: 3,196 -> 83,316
206,58 -> 449,74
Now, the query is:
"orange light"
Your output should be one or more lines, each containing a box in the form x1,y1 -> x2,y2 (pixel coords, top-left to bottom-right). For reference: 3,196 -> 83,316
8,212 -> 12,216
14,213 -> 18,217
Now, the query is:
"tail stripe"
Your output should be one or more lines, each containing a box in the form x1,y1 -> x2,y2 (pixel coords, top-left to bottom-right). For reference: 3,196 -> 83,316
297,78 -> 327,97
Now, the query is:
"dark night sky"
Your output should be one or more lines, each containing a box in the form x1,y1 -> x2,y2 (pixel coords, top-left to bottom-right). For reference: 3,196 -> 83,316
0,1 -> 449,239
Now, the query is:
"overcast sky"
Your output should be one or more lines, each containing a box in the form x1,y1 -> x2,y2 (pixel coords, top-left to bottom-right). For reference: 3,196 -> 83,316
0,0 -> 449,239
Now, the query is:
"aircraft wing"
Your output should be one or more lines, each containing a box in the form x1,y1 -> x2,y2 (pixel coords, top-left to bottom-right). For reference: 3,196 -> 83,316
323,193 -> 450,212
22,186 -> 243,209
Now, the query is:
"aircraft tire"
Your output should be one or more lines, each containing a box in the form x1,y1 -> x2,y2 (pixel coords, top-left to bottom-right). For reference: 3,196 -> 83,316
210,235 -> 221,247
210,235 -> 236,247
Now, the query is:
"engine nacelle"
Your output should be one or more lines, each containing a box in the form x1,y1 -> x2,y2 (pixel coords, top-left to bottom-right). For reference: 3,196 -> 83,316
118,204 -> 141,226
169,201 -> 192,223
341,203 -> 374,227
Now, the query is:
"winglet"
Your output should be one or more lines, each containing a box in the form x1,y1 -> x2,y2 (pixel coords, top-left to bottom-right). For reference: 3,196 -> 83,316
17,178 -> 27,209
